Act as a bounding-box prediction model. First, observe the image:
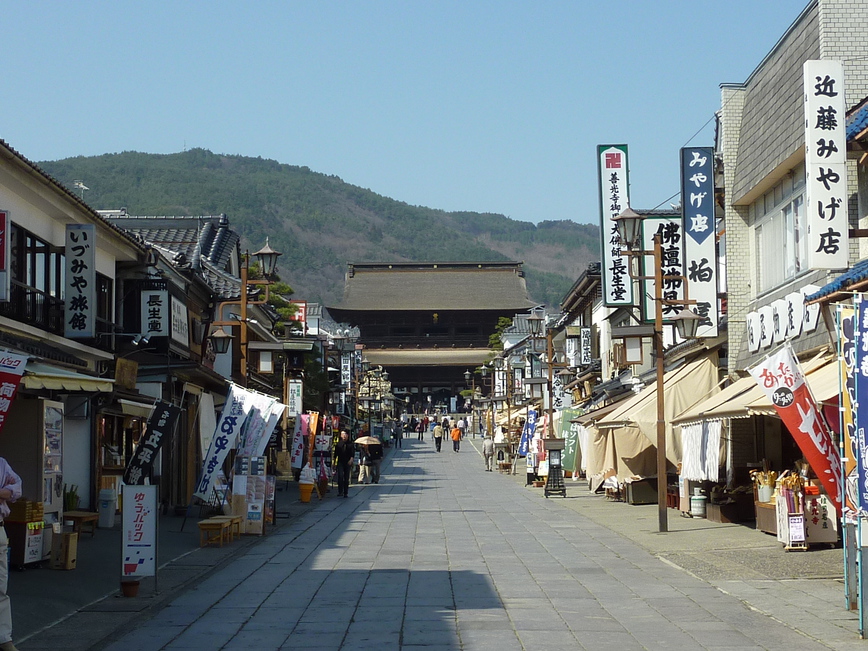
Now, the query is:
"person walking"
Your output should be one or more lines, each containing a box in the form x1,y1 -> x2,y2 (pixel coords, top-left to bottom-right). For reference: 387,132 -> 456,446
457,416 -> 466,440
358,445 -> 372,484
394,421 -> 403,449
0,457 -> 21,651
368,443 -> 383,484
482,435 -> 495,471
334,430 -> 354,497
450,423 -> 462,452
420,416 -> 429,441
433,422 -> 444,452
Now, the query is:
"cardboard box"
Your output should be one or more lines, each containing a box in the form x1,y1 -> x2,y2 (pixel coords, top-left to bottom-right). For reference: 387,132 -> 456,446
50,531 -> 78,570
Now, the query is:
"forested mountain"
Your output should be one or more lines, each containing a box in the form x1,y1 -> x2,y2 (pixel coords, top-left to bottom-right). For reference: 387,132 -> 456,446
39,149 -> 600,307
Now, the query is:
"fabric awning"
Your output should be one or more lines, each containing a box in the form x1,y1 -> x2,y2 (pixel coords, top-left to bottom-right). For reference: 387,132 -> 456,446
22,363 -> 114,393
674,351 -> 833,424
746,358 -> 840,416
595,352 -> 720,464
673,375 -> 757,425
118,398 -> 155,418
573,397 -> 629,424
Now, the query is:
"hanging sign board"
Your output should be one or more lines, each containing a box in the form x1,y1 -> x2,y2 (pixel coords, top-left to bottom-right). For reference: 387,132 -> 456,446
597,145 -> 632,306
64,224 -> 96,338
804,60 -> 849,270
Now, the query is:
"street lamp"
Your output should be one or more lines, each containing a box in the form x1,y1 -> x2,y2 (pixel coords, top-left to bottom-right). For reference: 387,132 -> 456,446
612,208 -> 702,533
209,240 -> 283,387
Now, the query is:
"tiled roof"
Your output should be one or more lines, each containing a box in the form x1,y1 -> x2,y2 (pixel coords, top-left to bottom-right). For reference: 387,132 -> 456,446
847,97 -> 868,140
103,213 -> 241,298
103,214 -> 238,272
331,262 -> 536,312
805,258 -> 868,303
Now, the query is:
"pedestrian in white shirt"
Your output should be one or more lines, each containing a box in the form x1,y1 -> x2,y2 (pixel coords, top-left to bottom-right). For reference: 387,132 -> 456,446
0,457 -> 22,651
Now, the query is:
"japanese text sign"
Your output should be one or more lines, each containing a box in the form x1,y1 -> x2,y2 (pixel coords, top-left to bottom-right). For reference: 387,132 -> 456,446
518,409 -> 538,457
123,401 -> 178,485
122,484 -> 157,577
0,353 -> 27,435
64,224 -> 96,338
748,345 -> 841,511
597,145 -> 632,306
286,379 -> 303,417
680,147 -> 718,337
641,216 -> 684,323
804,60 -> 849,270
141,290 -> 168,338
839,305 -> 858,520
853,297 -> 868,515
194,384 -> 251,500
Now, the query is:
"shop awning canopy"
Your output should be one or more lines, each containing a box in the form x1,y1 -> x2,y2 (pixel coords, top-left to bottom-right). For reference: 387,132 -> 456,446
595,352 -> 720,464
746,358 -> 840,417
22,363 -> 114,393
673,353 -> 836,423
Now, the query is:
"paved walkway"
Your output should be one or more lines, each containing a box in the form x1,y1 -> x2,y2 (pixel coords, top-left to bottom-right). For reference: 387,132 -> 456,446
56,438 -> 859,650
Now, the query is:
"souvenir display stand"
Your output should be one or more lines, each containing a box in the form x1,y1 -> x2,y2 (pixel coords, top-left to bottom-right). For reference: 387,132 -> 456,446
774,484 -> 838,551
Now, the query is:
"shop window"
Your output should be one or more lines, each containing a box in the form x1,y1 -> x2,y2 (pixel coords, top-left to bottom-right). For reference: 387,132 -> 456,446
0,224 -> 65,333
754,166 -> 807,293
99,413 -> 144,471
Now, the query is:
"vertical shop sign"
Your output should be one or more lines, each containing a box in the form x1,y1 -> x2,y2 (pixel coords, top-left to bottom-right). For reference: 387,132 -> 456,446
839,305 -> 858,521
0,353 -> 28,434
140,289 -> 168,338
853,297 -> 868,514
597,145 -> 632,306
680,147 -> 718,337
748,344 -> 842,511
580,327 -> 592,365
286,378 -> 303,417
804,60 -> 849,270
518,409 -> 538,457
194,384 -> 251,500
123,400 -> 178,485
170,296 -> 189,346
0,211 -> 9,302
64,224 -> 96,338
122,484 -> 158,577
641,216 -> 684,323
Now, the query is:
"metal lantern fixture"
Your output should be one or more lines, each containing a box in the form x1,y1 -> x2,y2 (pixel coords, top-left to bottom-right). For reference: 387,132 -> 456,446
494,355 -> 505,371
612,207 -> 644,247
672,308 -> 703,340
210,327 -> 233,354
464,369 -> 472,385
527,312 -> 544,337
253,238 -> 282,277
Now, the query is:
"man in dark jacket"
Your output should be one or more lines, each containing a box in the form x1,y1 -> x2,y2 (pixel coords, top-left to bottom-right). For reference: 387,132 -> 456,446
368,443 -> 384,484
334,430 -> 355,497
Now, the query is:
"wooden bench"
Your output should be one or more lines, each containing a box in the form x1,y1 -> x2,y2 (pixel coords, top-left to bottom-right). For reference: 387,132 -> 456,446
206,515 -> 243,541
497,461 -> 512,474
63,511 -> 100,537
198,518 -> 232,547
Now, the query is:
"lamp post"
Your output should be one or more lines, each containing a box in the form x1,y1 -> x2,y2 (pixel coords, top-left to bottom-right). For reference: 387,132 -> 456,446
612,208 -> 702,533
209,239 -> 283,387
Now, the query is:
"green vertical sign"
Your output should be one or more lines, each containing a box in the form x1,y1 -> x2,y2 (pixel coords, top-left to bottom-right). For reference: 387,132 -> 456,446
560,408 -> 582,474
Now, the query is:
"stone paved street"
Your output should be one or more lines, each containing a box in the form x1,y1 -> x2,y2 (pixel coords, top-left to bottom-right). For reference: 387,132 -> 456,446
98,439 -> 850,650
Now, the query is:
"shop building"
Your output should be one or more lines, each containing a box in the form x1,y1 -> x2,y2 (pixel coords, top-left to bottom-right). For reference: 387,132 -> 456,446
0,139 -> 148,524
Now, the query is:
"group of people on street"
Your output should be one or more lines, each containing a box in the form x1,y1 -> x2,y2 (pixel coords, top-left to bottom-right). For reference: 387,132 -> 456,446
333,430 -> 386,498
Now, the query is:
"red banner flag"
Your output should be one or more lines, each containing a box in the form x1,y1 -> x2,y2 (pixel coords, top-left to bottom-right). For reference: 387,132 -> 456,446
749,345 -> 842,512
0,353 -> 28,434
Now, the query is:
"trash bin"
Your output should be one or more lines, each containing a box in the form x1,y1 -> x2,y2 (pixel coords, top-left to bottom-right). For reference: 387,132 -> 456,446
98,489 -> 116,528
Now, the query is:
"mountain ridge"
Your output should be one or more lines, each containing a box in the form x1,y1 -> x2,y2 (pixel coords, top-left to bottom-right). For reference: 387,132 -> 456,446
38,149 -> 601,308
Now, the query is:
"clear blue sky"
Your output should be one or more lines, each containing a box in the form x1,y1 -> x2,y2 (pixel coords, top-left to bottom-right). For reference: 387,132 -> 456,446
2,1 -> 811,225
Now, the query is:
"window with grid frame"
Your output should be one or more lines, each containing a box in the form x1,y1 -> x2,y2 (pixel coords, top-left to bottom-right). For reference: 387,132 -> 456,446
754,166 -> 807,293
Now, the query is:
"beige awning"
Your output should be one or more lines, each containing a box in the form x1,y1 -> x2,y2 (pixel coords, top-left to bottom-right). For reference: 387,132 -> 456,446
22,363 -> 114,393
596,352 -> 719,464
747,358 -> 840,417
673,375 -> 757,425
366,349 -> 492,366
675,354 -> 837,423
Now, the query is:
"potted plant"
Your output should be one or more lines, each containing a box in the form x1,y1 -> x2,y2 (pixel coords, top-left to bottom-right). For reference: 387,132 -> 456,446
120,578 -> 140,598
62,484 -> 80,512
